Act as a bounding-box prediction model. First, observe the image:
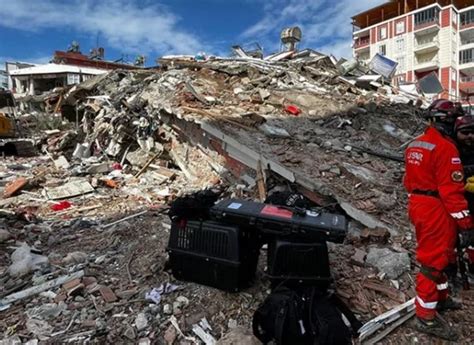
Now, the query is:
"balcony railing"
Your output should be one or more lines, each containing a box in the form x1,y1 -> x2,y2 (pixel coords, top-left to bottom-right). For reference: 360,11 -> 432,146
461,75 -> 474,82
414,17 -> 439,30
354,37 -> 370,49
415,57 -> 439,67
461,38 -> 474,46
415,37 -> 439,48
461,10 -> 474,29
460,57 -> 474,65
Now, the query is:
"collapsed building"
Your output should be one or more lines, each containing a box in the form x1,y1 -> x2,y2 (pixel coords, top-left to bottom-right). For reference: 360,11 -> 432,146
1,41 -> 474,344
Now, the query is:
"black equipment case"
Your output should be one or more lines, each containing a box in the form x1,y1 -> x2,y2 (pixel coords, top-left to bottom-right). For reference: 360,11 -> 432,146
210,199 -> 347,243
167,220 -> 260,292
267,240 -> 331,288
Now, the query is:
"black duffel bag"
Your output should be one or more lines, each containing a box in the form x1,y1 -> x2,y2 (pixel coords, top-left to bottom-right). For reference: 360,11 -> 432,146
252,286 -> 361,345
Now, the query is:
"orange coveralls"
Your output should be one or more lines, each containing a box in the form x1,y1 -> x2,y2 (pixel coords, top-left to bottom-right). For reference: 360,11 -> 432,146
404,126 -> 472,319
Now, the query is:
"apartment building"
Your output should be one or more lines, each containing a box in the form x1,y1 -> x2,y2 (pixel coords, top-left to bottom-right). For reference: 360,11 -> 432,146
352,0 -> 474,104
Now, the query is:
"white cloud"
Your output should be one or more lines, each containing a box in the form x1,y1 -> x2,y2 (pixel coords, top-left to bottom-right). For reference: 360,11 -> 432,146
0,0 -> 205,56
241,0 -> 386,58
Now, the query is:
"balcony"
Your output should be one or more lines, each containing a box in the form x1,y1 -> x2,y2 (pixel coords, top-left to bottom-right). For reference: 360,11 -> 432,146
414,18 -> 440,35
461,10 -> 474,31
415,56 -> 439,72
460,75 -> 474,93
353,36 -> 370,51
460,58 -> 474,74
414,37 -> 440,54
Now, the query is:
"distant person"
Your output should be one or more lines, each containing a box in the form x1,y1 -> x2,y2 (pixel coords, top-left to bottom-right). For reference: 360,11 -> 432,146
454,115 -> 474,274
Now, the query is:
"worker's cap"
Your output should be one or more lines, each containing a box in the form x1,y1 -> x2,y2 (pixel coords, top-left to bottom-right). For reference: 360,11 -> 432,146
455,115 -> 474,132
425,99 -> 464,120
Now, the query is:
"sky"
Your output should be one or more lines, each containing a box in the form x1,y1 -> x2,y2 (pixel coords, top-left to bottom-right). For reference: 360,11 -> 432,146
0,0 -> 386,67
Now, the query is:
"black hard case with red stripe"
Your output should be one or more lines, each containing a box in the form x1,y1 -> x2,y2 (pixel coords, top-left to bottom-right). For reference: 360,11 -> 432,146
209,199 -> 347,243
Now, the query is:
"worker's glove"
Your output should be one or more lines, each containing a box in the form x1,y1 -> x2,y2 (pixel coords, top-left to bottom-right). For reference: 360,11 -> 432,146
465,176 -> 474,193
459,230 -> 474,248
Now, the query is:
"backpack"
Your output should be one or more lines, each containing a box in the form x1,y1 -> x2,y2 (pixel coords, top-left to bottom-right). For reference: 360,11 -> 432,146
252,287 -> 361,345
168,189 -> 220,221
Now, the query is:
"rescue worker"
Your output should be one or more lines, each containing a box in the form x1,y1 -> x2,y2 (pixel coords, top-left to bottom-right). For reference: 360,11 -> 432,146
454,115 -> 474,274
404,99 -> 472,341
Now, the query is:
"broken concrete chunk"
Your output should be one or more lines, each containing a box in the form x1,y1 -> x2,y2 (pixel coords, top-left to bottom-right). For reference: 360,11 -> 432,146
351,248 -> 366,266
258,89 -> 271,100
0,228 -> 13,243
366,248 -> 410,279
259,123 -> 290,138
86,162 -> 112,174
62,251 -> 88,265
54,156 -> 70,170
45,180 -> 94,200
123,325 -> 136,340
135,313 -> 148,331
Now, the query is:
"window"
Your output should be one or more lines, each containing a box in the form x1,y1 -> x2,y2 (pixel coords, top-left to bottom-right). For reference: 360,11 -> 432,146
460,49 -> 474,64
67,74 -> 80,85
379,26 -> 387,40
396,56 -> 405,73
395,37 -> 405,52
395,75 -> 406,84
414,7 -> 440,26
461,9 -> 474,26
452,69 -> 457,82
453,11 -> 458,25
396,21 -> 405,34
379,44 -> 386,56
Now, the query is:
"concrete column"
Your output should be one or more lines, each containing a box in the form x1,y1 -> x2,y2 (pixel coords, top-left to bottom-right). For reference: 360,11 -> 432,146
29,78 -> 35,95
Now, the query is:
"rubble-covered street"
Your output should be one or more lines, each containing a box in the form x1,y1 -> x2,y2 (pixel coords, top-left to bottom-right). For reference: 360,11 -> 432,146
1,53 -> 474,344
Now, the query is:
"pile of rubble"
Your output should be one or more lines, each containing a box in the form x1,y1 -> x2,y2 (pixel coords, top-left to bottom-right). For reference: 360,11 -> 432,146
1,52 -> 474,344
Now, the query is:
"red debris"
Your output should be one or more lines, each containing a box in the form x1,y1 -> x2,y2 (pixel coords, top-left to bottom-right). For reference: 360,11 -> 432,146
51,201 -> 73,211
284,105 -> 301,116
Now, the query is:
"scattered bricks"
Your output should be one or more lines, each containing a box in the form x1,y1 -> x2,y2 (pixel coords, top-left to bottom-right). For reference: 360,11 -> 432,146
116,288 -> 138,300
351,248 -> 366,267
3,177 -> 28,198
82,320 -> 97,328
99,286 -> 118,303
460,290 -> 474,306
62,278 -> 84,296
54,292 -> 67,303
82,276 -> 98,287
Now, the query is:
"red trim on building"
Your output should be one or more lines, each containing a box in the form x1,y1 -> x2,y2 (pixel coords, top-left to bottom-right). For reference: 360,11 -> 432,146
407,70 -> 413,82
440,67 -> 450,92
53,51 -> 140,70
371,28 -> 377,44
389,21 -> 393,38
441,8 -> 450,28
407,15 -> 413,32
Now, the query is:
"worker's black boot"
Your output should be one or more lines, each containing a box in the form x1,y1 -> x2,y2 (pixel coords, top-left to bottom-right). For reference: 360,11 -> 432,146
414,314 -> 458,341
437,297 -> 462,312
